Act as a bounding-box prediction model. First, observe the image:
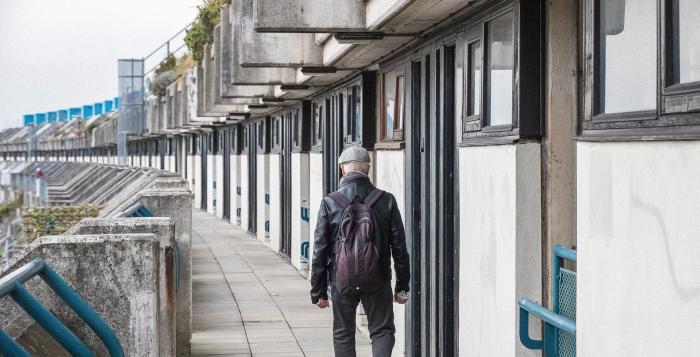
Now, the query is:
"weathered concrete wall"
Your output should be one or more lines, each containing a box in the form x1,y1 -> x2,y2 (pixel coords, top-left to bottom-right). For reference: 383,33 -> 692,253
229,2 -> 297,85
66,218 -> 177,356
235,0 -> 322,67
374,149 -> 406,355
542,0 -> 578,306
0,234 -> 160,356
577,141 -> 700,356
457,143 -> 542,357
254,0 -> 366,32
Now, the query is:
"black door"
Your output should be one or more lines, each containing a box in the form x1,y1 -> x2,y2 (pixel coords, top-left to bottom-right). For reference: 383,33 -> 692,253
223,129 -> 231,220
247,123 -> 257,234
409,44 -> 458,357
280,112 -> 293,256
201,132 -> 208,210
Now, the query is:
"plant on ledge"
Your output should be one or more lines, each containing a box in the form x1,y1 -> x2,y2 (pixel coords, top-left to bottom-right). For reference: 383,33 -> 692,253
184,0 -> 231,62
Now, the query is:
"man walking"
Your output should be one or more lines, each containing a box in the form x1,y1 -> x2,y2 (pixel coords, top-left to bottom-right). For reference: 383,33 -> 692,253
311,146 -> 410,357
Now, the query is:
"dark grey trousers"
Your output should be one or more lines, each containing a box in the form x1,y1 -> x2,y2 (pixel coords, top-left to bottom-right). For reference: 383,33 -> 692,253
331,284 -> 396,357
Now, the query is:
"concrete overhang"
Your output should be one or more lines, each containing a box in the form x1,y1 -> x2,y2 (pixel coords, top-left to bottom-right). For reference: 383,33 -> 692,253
234,0 -> 323,68
223,9 -> 297,85
200,46 -> 255,116
255,0 -> 481,73
253,0 -> 366,32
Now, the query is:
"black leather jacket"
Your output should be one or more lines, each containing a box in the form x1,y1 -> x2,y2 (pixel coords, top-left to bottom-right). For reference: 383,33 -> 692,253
310,172 -> 410,303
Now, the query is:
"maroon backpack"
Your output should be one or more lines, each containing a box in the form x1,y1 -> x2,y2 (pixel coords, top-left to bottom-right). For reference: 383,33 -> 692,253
329,188 -> 384,296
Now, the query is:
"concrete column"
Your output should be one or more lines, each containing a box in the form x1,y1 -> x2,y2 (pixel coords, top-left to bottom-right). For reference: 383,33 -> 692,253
542,0 -> 578,307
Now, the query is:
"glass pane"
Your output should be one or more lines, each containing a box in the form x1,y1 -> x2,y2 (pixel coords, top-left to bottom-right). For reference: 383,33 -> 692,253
488,12 -> 514,126
599,0 -> 656,113
395,76 -> 405,130
346,91 -> 353,140
468,41 -> 482,116
384,72 -> 396,139
354,85 -> 362,141
674,0 -> 700,84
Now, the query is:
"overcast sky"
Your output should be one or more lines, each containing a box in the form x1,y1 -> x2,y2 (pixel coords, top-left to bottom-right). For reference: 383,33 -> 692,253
0,0 -> 200,129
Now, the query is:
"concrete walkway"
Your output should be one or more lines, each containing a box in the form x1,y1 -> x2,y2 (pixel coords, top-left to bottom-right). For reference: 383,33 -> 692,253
190,209 -> 372,356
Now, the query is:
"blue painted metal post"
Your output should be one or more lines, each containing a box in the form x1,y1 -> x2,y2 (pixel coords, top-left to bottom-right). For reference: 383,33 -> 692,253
41,266 -> 125,356
104,100 -> 114,112
94,102 -> 104,115
10,283 -> 93,356
0,330 -> 30,357
114,97 -> 120,109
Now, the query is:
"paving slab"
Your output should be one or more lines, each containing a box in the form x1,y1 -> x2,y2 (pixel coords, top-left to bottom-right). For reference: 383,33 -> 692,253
190,209 -> 372,356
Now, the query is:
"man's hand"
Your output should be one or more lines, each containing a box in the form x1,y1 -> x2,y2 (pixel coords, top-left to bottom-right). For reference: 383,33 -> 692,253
394,292 -> 408,304
315,298 -> 329,309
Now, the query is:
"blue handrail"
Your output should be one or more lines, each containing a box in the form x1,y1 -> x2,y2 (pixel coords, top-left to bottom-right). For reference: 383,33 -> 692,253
120,202 -> 155,218
0,258 -> 124,356
518,244 -> 577,357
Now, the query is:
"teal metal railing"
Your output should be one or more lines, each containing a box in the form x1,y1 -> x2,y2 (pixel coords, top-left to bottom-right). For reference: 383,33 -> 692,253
0,258 -> 124,356
119,202 -> 155,218
518,245 -> 577,357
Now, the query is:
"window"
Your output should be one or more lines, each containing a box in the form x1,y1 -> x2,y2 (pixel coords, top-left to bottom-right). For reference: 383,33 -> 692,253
292,110 -> 299,147
312,101 -> 323,148
345,85 -> 363,145
382,69 -> 405,140
467,41 -> 482,117
486,12 -> 514,126
597,0 -> 657,114
669,0 -> 700,85
583,0 -> 700,135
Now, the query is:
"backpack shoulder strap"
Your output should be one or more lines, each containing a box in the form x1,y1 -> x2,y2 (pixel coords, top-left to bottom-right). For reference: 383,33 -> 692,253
364,188 -> 384,208
329,191 -> 352,209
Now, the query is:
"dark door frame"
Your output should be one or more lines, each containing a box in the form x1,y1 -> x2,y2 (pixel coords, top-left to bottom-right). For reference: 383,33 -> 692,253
280,112 -> 293,257
403,41 -> 459,357
201,132 -> 208,211
248,123 -> 258,234
223,129 -> 231,220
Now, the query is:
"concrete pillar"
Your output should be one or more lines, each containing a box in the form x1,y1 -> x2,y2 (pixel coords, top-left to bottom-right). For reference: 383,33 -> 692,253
66,218 -> 178,356
542,0 -> 578,306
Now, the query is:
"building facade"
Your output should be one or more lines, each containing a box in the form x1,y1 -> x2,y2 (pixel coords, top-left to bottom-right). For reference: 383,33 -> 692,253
2,0 -> 699,356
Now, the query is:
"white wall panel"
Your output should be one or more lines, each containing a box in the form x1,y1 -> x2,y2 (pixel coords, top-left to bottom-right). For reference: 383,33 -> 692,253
458,143 -> 541,357
577,141 -> 700,356
374,149 -> 406,356
215,154 -> 224,218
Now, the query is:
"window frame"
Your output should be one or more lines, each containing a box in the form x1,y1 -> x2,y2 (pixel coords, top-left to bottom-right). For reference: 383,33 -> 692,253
582,0 -> 700,139
381,67 -> 407,142
459,2 -> 544,144
291,102 -> 312,153
270,114 -> 283,154
311,99 -> 324,151
255,117 -> 271,154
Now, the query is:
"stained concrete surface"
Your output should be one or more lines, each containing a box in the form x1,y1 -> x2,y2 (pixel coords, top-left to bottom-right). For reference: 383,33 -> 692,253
191,209 -> 372,356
